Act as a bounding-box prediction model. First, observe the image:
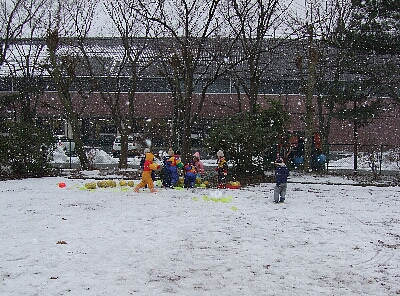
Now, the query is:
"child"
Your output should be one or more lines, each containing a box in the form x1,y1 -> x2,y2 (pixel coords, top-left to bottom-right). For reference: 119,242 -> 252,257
193,151 -> 205,178
134,151 -> 160,193
184,161 -> 197,188
140,148 -> 155,186
166,150 -> 183,187
274,158 -> 289,203
161,148 -> 174,187
216,150 -> 228,189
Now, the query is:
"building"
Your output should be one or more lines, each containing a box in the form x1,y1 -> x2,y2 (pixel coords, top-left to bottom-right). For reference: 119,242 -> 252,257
1,37 -> 399,150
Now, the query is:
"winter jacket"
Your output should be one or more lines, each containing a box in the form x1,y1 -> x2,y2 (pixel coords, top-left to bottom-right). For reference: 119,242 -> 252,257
184,163 -> 197,175
167,155 -> 184,169
161,156 -> 172,187
275,165 -> 289,185
184,163 -> 197,188
141,154 -> 156,180
193,152 -> 205,175
143,152 -> 160,171
135,152 -> 160,190
167,154 -> 183,186
216,157 -> 228,174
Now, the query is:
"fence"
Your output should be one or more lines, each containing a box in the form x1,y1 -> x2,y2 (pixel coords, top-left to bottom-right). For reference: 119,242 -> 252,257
326,144 -> 400,174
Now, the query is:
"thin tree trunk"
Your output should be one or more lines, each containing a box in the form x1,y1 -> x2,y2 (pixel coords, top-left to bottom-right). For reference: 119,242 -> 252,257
303,25 -> 318,171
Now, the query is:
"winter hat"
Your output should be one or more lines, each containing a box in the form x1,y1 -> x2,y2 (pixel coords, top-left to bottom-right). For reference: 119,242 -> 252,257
193,152 -> 201,159
167,148 -> 174,156
275,158 -> 285,166
145,152 -> 155,161
144,148 -> 150,154
175,150 -> 181,155
217,150 -> 224,157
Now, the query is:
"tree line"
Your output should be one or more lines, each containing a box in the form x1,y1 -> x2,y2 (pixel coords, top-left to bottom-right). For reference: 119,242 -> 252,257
0,0 -> 399,176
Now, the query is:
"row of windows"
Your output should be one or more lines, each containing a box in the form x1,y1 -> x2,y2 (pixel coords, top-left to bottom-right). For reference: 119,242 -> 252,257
0,76 -> 305,94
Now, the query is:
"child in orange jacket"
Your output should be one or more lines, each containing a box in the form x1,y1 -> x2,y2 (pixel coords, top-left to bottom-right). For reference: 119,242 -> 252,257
134,152 -> 160,193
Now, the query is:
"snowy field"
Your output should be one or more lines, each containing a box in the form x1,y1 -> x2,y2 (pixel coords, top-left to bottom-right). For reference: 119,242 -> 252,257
1,172 -> 399,295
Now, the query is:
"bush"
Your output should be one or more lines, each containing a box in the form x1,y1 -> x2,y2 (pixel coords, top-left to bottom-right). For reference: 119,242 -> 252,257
0,122 -> 56,178
205,98 -> 289,176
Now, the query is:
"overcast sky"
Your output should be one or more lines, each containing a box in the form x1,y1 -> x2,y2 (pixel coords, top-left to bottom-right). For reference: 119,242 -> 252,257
90,0 -> 310,37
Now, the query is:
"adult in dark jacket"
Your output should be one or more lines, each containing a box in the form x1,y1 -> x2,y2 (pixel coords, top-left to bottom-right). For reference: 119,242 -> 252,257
274,158 -> 290,203
162,148 -> 174,187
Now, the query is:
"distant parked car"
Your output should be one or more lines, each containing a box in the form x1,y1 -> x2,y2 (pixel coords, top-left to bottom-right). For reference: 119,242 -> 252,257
56,135 -> 75,156
112,135 -> 142,157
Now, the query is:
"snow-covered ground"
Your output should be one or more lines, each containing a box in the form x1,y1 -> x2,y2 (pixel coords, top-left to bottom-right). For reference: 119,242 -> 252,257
1,171 -> 399,295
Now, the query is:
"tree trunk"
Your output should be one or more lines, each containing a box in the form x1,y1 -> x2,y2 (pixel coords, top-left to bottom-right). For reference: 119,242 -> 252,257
248,59 -> 259,115
181,70 -> 194,163
303,25 -> 318,171
118,132 -> 129,169
353,100 -> 358,174
69,113 -> 89,170
46,30 -> 89,170
171,90 -> 182,151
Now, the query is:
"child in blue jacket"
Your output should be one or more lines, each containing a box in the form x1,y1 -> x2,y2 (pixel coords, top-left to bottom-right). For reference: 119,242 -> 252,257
274,158 -> 289,203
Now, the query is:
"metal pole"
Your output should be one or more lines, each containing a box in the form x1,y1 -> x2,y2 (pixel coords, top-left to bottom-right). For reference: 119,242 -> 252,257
353,99 -> 358,175
69,139 -> 72,169
379,145 -> 383,174
326,143 -> 330,173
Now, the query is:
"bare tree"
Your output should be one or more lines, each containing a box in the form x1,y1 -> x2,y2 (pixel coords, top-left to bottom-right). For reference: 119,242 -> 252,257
314,0 -> 353,158
224,0 -> 291,115
3,0 -> 48,124
0,0 -> 45,65
303,23 -> 318,171
286,0 -> 342,171
139,0 -> 236,162
90,0 -> 156,168
44,0 -> 98,170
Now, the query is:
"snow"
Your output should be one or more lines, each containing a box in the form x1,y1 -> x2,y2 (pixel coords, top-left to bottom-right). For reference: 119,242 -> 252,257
52,148 -> 120,166
1,171 -> 399,295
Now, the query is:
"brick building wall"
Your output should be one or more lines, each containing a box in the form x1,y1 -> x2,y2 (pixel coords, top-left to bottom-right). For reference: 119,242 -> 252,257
12,91 -> 400,147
